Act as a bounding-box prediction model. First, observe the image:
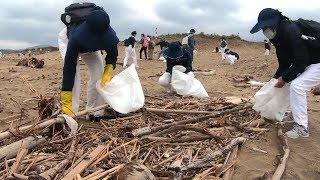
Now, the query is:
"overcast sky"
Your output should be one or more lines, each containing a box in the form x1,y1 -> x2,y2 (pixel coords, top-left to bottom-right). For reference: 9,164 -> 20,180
0,0 -> 319,49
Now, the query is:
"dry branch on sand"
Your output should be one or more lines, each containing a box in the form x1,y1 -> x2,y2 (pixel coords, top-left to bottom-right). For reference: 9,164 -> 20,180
0,90 -> 272,179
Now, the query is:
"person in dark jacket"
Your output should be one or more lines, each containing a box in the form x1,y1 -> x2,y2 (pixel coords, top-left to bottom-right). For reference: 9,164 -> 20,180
58,8 -> 119,118
187,29 -> 196,62
123,31 -> 138,68
159,41 -> 194,93
224,48 -> 239,65
139,34 -> 148,59
250,8 -> 320,138
156,38 -> 169,60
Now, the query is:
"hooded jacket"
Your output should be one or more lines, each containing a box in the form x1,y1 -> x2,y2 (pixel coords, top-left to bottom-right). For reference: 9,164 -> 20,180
62,11 -> 119,92
166,49 -> 192,74
270,17 -> 320,83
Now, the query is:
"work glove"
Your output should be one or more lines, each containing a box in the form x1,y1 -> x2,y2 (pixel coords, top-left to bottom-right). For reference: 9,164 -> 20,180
101,64 -> 113,87
60,91 -> 73,115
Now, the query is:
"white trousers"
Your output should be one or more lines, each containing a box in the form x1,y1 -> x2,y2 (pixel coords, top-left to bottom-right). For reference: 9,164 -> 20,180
264,49 -> 270,56
290,63 -> 320,129
159,72 -> 195,91
58,28 -> 105,116
221,47 -> 227,60
123,45 -> 138,68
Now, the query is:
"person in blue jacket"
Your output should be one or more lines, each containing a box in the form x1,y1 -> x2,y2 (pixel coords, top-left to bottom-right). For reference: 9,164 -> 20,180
58,8 -> 119,118
250,8 -> 320,138
187,29 -> 196,62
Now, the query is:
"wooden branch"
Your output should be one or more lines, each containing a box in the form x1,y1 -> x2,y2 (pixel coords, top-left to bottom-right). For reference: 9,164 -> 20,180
89,139 -> 137,168
0,114 -> 23,122
8,148 -> 28,175
145,108 -> 215,115
132,104 -> 253,137
221,145 -> 238,179
0,104 -> 108,140
185,137 -> 246,170
147,136 -> 216,143
39,159 -> 69,180
148,125 -> 223,141
63,145 -> 106,180
0,136 -> 46,160
271,125 -> 290,180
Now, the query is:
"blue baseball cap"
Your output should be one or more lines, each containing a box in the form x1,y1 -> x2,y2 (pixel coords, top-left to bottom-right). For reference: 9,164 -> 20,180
73,9 -> 119,50
250,8 -> 281,34
164,41 -> 184,59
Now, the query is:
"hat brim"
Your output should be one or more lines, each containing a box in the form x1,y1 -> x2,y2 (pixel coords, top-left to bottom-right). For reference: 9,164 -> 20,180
250,17 -> 279,34
164,48 -> 184,59
75,22 -> 119,50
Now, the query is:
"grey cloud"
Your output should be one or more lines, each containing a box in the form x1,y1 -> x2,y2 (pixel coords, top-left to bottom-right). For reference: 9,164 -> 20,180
1,0 -> 320,49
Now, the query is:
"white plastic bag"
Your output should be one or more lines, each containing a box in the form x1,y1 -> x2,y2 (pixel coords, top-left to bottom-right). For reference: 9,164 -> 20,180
253,79 -> 290,121
224,54 -> 237,65
96,65 -> 145,114
171,65 -> 209,98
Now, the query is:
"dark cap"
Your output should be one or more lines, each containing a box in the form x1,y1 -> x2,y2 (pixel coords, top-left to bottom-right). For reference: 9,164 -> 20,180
250,8 -> 281,34
188,29 -> 196,33
164,41 -> 184,59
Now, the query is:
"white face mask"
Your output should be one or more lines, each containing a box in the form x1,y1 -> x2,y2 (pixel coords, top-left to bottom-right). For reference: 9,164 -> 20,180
263,28 -> 277,39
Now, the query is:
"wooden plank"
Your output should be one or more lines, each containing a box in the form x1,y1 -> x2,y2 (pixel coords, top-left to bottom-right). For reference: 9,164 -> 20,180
9,148 -> 28,175
63,145 -> 106,180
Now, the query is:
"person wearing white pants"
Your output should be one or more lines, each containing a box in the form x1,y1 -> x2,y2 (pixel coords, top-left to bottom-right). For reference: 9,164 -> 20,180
159,41 -> 193,93
250,8 -> 320,138
220,37 -> 228,60
58,8 -> 119,119
123,31 -> 138,68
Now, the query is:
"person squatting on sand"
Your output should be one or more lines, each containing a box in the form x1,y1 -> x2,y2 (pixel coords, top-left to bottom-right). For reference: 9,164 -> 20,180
123,31 -> 138,68
224,48 -> 240,65
250,8 -> 320,138
159,41 -> 194,93
58,3 -> 119,118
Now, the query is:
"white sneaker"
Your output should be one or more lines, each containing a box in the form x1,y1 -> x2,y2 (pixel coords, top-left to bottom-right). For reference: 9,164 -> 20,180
286,125 -> 309,139
282,113 -> 295,123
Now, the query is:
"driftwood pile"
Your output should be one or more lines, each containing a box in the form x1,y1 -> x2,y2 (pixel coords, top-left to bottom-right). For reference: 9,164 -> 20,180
0,93 -> 275,180
17,57 -> 44,68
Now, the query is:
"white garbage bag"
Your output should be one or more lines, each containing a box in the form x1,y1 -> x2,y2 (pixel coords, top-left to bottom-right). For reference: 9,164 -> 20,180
96,65 -> 145,114
171,65 -> 209,98
253,79 -> 290,121
224,54 -> 238,65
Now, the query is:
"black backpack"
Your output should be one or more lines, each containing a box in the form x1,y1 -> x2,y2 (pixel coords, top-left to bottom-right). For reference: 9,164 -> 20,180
296,18 -> 320,48
61,2 -> 97,26
124,39 -> 130,46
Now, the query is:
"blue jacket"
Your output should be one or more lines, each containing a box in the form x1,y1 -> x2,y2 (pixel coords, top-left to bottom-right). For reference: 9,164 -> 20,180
271,18 -> 320,83
166,49 -> 192,74
188,35 -> 196,51
62,24 -> 118,91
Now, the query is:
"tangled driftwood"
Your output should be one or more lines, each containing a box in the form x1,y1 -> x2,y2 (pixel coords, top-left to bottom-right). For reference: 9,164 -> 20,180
17,57 -> 44,68
0,94 -> 271,179
0,79 -> 276,179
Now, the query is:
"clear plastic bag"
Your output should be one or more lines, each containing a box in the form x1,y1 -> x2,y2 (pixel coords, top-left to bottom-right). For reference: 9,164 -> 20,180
253,79 -> 290,121
171,65 -> 209,98
96,65 -> 145,114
